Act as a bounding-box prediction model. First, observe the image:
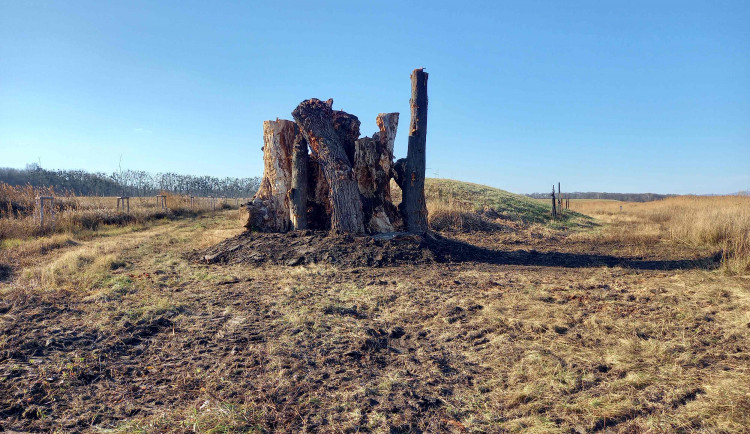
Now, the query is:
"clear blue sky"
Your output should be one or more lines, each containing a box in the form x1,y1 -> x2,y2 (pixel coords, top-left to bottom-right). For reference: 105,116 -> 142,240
1,1 -> 748,194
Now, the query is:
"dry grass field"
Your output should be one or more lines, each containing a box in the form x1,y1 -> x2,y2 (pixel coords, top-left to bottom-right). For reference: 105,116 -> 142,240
0,183 -> 245,242
1,181 -> 748,432
568,196 -> 750,274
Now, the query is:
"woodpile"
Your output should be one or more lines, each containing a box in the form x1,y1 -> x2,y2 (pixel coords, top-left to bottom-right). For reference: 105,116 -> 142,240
246,68 -> 429,235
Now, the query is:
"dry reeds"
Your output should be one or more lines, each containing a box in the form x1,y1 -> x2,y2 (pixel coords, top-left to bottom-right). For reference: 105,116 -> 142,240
571,196 -> 750,274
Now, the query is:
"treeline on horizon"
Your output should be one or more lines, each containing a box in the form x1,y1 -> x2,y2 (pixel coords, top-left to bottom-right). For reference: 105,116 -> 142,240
0,165 -> 261,198
526,192 -> 677,202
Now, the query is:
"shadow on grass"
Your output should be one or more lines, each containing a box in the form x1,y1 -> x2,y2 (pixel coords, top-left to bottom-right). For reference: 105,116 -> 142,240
0,263 -> 12,282
428,236 -> 722,271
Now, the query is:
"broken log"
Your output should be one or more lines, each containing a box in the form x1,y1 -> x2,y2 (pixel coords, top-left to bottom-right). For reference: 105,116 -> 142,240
292,98 -> 366,234
246,119 -> 296,232
402,68 -> 429,233
289,125 -> 308,230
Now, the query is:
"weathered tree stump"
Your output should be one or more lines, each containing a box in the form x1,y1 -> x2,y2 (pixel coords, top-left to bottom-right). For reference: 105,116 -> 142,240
292,99 -> 365,234
246,119 -> 295,232
247,69 -> 428,237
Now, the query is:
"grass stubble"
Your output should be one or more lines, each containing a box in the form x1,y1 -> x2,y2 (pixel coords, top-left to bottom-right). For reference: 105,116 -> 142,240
0,180 -> 748,432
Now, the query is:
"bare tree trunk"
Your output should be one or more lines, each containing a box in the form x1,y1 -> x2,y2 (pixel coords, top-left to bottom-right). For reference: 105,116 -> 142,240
289,126 -> 308,230
246,119 -> 295,232
292,98 -> 365,234
402,68 -> 429,233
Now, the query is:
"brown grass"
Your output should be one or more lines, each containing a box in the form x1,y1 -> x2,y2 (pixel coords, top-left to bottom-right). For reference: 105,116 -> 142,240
1,205 -> 749,432
570,196 -> 750,274
0,183 -> 246,241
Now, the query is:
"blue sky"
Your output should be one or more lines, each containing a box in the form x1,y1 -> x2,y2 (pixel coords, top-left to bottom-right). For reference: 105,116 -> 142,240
1,1 -> 748,194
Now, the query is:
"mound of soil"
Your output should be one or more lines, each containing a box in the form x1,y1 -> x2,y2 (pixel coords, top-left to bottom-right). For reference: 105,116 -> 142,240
193,230 -> 441,267
193,229 -> 723,271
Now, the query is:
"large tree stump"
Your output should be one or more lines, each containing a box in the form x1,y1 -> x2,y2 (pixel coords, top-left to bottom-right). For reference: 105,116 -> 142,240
246,119 -> 295,232
289,125 -> 308,230
355,113 -> 400,232
402,68 -> 429,233
292,98 -> 366,234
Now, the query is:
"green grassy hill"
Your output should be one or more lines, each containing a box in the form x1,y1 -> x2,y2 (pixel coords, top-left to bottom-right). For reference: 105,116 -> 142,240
393,178 -> 590,230
423,178 -> 555,224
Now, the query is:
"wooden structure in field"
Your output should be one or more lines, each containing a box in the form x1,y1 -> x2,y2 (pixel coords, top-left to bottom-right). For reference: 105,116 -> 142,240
246,68 -> 429,235
36,196 -> 54,227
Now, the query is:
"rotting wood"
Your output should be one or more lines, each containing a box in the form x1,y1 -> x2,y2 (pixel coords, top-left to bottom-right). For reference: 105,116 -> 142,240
402,68 -> 429,233
246,119 -> 296,232
354,113 -> 400,232
292,98 -> 365,234
247,69 -> 428,236
289,125 -> 308,230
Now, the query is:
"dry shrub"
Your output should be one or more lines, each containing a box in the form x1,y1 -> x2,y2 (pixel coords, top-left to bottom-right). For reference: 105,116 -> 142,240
571,196 -> 750,274
427,201 -> 506,233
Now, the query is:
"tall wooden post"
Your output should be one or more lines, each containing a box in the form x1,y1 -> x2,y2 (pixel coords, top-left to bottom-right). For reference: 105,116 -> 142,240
551,186 -> 557,219
403,68 -> 429,233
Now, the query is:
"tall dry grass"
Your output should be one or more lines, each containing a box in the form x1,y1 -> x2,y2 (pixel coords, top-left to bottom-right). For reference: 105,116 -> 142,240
0,183 -> 239,241
571,196 -> 750,274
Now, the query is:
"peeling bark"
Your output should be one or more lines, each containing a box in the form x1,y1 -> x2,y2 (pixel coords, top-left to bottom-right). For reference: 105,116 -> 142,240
246,119 -> 296,232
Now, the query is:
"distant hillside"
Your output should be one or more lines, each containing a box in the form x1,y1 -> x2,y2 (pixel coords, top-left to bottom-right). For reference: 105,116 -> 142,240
526,191 -> 676,202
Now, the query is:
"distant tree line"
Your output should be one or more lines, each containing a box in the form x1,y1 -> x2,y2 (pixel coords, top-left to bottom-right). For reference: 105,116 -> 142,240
526,191 -> 676,202
0,165 -> 261,198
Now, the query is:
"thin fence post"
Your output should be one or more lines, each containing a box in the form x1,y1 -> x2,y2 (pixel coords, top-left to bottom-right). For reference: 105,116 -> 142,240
37,196 -> 54,228
551,186 -> 556,220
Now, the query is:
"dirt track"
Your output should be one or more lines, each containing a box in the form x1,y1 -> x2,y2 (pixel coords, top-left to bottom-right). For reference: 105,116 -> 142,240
1,216 -> 748,432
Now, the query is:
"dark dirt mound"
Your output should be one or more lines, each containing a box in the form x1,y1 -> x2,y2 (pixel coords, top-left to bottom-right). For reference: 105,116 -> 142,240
193,230 -> 722,271
193,230 -> 439,267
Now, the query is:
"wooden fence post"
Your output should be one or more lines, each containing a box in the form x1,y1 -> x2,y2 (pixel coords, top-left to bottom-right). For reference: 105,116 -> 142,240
37,196 -> 54,227
551,186 -> 556,219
